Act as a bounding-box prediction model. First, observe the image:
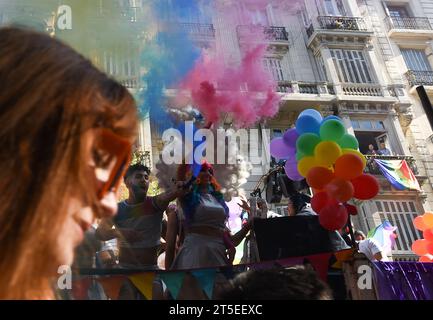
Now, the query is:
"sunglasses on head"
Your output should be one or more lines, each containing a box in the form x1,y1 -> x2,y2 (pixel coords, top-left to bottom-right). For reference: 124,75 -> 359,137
92,129 -> 132,199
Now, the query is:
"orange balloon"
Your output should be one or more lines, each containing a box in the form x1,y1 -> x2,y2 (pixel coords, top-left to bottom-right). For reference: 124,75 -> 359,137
334,154 -> 364,181
424,212 -> 433,229
414,216 -> 428,231
427,242 -> 433,255
419,255 -> 433,263
412,239 -> 429,256
306,167 -> 335,190
326,178 -> 354,203
424,229 -> 433,242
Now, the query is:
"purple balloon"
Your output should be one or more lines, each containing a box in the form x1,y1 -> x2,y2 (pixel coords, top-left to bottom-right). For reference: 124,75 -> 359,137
285,160 -> 304,181
270,138 -> 293,159
283,129 -> 299,148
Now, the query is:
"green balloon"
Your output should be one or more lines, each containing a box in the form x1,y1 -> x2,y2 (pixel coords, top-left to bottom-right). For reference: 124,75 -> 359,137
296,133 -> 321,156
338,134 -> 359,150
296,151 -> 305,161
320,119 -> 346,142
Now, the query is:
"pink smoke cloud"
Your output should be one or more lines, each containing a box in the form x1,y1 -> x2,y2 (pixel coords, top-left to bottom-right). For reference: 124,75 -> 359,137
176,44 -> 281,128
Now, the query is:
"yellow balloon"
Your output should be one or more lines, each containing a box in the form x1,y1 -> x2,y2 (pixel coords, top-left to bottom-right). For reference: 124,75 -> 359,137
424,212 -> 433,229
342,148 -> 367,168
298,156 -> 319,177
314,141 -> 342,167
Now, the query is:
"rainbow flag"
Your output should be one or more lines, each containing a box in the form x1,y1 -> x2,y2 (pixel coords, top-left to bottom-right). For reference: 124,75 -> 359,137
367,220 -> 397,256
374,159 -> 421,191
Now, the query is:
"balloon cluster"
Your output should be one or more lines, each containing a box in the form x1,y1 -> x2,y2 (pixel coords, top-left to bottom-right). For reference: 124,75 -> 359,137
412,212 -> 433,262
270,109 -> 380,231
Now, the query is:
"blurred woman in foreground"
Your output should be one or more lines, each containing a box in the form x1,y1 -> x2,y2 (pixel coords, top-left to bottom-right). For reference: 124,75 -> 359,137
0,27 -> 138,299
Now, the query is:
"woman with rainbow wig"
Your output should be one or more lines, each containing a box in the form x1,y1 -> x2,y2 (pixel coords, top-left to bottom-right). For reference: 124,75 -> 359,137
170,161 -> 250,268
166,161 -> 251,298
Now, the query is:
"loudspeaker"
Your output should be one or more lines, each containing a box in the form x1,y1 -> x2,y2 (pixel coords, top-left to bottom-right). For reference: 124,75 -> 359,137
265,172 -> 282,204
254,216 -> 333,260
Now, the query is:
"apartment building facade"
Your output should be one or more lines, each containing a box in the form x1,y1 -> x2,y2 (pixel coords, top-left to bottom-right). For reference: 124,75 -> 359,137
2,0 -> 433,260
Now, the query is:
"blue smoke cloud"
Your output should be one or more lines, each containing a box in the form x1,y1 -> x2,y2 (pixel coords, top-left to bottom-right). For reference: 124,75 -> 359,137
139,0 -> 211,132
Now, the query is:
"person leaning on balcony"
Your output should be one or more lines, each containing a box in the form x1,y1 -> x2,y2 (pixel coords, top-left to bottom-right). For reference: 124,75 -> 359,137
354,230 -> 387,262
366,144 -> 378,156
0,27 -> 138,299
378,142 -> 392,156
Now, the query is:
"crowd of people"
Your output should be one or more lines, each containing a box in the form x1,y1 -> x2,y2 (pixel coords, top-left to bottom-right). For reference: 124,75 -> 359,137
0,27 -> 388,300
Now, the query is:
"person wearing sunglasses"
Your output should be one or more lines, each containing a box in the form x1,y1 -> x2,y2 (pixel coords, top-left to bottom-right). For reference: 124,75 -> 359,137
0,27 -> 138,299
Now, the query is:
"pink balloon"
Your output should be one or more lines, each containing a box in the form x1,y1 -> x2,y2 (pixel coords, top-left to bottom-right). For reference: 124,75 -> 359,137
270,138 -> 293,159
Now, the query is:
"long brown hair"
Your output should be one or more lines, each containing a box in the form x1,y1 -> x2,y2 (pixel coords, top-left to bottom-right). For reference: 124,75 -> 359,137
0,27 -> 138,299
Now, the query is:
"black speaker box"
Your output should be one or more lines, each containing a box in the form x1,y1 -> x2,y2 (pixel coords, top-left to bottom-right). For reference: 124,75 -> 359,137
254,216 -> 333,260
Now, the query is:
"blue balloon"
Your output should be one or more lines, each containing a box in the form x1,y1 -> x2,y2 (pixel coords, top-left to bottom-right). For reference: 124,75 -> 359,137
295,115 -> 321,135
322,115 -> 342,124
299,109 -> 323,123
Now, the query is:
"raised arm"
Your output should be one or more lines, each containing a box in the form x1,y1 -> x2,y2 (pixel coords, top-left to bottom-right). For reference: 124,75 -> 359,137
230,220 -> 253,247
154,182 -> 188,213
164,206 -> 179,269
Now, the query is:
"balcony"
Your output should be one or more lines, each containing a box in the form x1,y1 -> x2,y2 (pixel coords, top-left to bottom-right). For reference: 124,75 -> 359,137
276,81 -> 335,109
306,16 -> 371,46
177,22 -> 216,39
385,17 -> 433,39
364,155 -> 419,176
318,16 -> 368,32
404,70 -> 433,87
237,25 -> 289,54
163,23 -> 215,47
119,77 -> 139,89
341,83 -> 384,97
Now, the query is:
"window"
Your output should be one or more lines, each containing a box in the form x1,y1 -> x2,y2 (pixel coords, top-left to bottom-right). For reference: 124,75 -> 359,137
330,49 -> 373,83
315,53 -> 328,81
401,49 -> 432,71
272,129 -> 283,139
387,5 -> 409,19
249,8 -> 269,26
374,200 -> 422,253
323,0 -> 346,16
263,58 -> 285,81
351,119 -> 389,154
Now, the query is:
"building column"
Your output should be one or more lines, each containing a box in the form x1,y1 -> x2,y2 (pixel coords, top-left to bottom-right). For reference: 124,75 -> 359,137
339,112 -> 355,136
424,41 -> 433,70
388,112 -> 411,156
345,0 -> 362,17
319,45 -> 343,95
365,43 -> 391,97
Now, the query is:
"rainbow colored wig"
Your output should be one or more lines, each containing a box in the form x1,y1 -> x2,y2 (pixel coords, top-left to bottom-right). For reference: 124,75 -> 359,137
177,162 -> 229,226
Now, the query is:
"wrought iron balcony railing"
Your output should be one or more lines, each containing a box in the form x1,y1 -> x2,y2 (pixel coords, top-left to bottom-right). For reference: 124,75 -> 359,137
237,25 -> 289,42
318,16 -> 367,31
306,16 -> 368,39
385,16 -> 432,32
405,70 -> 433,87
364,155 -> 419,176
177,23 -> 216,38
